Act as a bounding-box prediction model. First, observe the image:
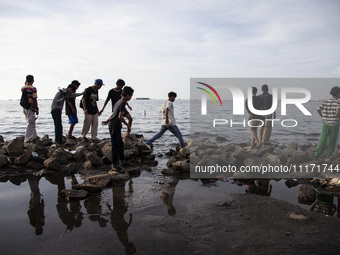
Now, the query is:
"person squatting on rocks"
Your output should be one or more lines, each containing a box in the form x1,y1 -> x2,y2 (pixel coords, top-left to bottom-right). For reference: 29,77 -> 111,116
145,91 -> 185,149
314,86 -> 340,159
245,87 -> 264,148
80,79 -> 104,142
258,84 -> 276,144
51,85 -> 76,146
21,75 -> 39,142
65,80 -> 83,139
102,86 -> 134,173
99,79 -> 133,136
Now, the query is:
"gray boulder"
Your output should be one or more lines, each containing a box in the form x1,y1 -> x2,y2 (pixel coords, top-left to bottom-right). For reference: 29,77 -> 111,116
0,155 -> 9,168
44,157 -> 60,170
298,184 -> 316,203
5,137 -> 24,157
85,151 -> 103,166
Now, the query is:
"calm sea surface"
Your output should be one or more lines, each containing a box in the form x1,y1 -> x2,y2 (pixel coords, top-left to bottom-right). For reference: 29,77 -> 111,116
0,99 -> 338,254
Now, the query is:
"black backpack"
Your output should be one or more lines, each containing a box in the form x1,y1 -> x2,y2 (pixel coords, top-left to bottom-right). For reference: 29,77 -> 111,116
20,90 -> 31,109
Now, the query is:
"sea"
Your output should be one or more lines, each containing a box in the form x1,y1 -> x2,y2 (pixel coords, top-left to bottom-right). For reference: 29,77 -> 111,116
0,99 -> 338,254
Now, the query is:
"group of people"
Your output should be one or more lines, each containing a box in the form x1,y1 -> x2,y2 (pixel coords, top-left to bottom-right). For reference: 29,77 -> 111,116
245,84 -> 340,159
20,75 -> 186,172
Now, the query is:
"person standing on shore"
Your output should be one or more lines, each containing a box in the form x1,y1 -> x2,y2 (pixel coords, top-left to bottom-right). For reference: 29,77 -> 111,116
65,80 -> 83,139
245,87 -> 264,148
102,86 -> 134,172
51,85 -> 76,146
145,92 -> 185,149
258,84 -> 275,144
314,86 -> 340,159
99,79 -> 133,136
21,75 -> 39,142
80,79 -> 104,142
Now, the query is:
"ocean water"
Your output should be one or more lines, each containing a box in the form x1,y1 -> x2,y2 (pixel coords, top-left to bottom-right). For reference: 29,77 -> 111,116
0,99 -> 339,254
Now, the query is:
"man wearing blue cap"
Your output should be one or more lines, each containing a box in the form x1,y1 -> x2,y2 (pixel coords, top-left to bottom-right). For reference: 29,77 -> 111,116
80,79 -> 104,141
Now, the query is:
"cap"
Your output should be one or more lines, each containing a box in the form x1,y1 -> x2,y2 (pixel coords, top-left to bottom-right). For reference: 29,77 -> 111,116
95,79 -> 104,86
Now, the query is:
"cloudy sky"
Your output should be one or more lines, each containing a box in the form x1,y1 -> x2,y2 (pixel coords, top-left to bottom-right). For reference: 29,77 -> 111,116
1,0 -> 339,100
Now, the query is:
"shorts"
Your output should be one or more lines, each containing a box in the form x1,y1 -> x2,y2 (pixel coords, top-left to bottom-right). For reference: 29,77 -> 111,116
68,113 -> 78,124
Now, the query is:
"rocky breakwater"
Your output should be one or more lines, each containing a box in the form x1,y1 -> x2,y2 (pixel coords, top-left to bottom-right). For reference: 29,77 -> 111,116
162,138 -> 340,193
0,133 -> 156,176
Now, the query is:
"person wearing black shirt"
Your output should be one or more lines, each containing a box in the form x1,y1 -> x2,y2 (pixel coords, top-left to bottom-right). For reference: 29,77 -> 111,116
80,79 -> 104,141
102,86 -> 134,172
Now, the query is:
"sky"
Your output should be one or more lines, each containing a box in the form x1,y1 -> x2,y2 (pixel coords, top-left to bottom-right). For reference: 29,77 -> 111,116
1,0 -> 340,100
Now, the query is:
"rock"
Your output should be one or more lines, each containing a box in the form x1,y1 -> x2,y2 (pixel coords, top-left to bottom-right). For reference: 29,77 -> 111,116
287,151 -> 310,165
244,156 -> 262,166
285,179 -> 298,188
26,160 -> 44,170
232,148 -> 251,163
59,189 -> 89,200
298,184 -> 316,203
172,160 -> 190,172
72,183 -> 102,192
53,149 -> 73,164
253,144 -> 275,156
5,137 -> 24,157
84,174 -> 112,187
14,150 -> 32,165
85,151 -> 103,166
262,152 -> 281,165
108,170 -> 130,182
124,150 -> 136,160
162,168 -> 182,176
166,156 -> 177,168
101,142 -> 112,162
65,139 -> 77,146
328,178 -> 340,187
41,135 -> 53,146
83,160 -> 92,170
289,142 -> 298,151
138,143 -> 152,155
87,142 -> 98,151
0,135 -> 4,143
216,136 -> 227,142
141,154 -> 155,160
0,148 -> 6,155
0,155 -> 9,168
275,150 -> 289,165
43,157 -> 60,170
62,162 -> 80,173
127,167 -> 141,175
74,145 -> 86,159
25,143 -> 46,156
179,147 -> 190,159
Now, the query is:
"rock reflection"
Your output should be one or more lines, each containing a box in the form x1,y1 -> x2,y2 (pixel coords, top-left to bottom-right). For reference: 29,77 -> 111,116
242,179 -> 272,196
84,193 -> 108,228
27,176 -> 45,235
107,181 -> 136,255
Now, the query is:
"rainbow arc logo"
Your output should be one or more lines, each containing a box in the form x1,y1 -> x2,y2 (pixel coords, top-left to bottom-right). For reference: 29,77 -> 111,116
196,82 -> 222,106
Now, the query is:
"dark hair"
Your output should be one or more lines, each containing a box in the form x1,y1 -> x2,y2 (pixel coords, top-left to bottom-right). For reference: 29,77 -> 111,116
116,79 -> 125,87
26,75 -> 34,83
71,80 -> 80,87
122,86 -> 134,97
67,84 -> 76,92
330,86 -> 340,96
252,87 -> 258,94
168,91 -> 177,98
262,84 -> 269,92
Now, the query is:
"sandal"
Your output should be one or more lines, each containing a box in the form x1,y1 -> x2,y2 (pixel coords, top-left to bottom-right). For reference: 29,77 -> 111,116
111,165 -> 125,174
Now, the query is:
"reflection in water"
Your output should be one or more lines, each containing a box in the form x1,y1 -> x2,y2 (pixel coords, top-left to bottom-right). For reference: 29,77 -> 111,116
84,193 -> 108,228
242,179 -> 272,196
108,181 -> 136,255
310,192 -> 338,217
160,177 -> 179,216
27,176 -> 45,235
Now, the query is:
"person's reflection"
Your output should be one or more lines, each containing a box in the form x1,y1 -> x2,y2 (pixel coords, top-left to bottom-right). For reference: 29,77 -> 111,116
245,179 -> 272,196
160,177 -> 179,216
46,173 -> 84,231
27,176 -> 45,235
107,181 -> 136,255
84,192 -> 108,228
310,193 -> 337,217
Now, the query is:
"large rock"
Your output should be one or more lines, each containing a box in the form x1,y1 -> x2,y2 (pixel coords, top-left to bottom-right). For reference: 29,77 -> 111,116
53,149 -> 73,164
74,145 -> 86,159
72,183 -> 102,192
232,148 -> 251,164
85,151 -> 103,166
0,155 -> 9,168
41,135 -> 53,146
298,184 -> 316,203
43,157 -> 60,170
14,150 -> 32,165
59,189 -> 89,200
84,174 -> 112,187
172,160 -> 190,172
262,152 -> 281,165
26,160 -> 44,170
179,147 -> 190,159
101,142 -> 112,162
5,137 -> 24,157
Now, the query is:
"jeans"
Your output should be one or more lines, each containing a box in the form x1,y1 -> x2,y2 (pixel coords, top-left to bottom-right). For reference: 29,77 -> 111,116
146,125 -> 185,148
51,109 -> 62,144
109,125 -> 124,165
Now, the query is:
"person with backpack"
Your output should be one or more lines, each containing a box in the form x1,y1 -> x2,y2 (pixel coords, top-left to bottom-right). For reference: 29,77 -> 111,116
21,75 -> 39,142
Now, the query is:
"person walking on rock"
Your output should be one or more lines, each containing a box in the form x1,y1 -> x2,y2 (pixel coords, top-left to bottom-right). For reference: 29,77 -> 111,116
145,92 -> 185,148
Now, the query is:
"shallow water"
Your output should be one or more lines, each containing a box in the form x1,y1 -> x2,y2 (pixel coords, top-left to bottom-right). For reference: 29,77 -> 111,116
0,99 -> 339,254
